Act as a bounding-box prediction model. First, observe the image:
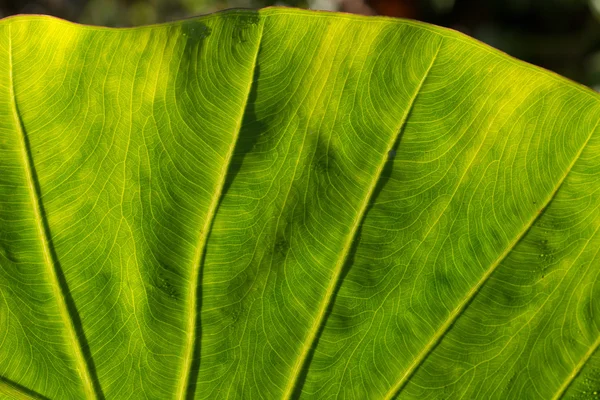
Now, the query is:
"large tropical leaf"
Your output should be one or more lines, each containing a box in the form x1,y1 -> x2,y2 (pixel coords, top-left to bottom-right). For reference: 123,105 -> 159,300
0,7 -> 598,400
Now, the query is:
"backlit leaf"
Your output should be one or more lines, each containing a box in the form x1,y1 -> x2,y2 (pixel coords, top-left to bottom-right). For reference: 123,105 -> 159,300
0,7 -> 598,399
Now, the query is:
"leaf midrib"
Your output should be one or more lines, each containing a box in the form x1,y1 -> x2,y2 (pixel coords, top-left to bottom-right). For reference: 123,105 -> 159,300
6,12 -> 600,400
553,334 -> 600,399
0,375 -> 49,400
281,37 -> 444,400
175,17 -> 266,400
8,24 -> 99,399
383,110 -> 600,400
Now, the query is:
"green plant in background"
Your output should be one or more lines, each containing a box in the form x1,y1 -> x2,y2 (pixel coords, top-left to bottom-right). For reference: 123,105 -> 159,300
0,7 -> 599,399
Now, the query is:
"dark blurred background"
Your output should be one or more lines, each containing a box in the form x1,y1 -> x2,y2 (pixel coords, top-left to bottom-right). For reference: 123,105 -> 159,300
1,0 -> 599,89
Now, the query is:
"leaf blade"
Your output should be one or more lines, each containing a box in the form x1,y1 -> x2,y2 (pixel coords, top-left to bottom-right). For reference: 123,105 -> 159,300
0,8 -> 599,400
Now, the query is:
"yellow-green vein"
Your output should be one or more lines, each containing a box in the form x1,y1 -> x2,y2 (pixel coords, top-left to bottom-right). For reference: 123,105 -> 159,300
281,37 -> 444,400
8,24 -> 99,400
383,114 -> 600,400
175,19 -> 266,400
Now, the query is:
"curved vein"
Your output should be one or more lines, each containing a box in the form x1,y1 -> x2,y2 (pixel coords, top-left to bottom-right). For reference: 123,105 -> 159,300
552,334 -> 600,400
8,24 -> 99,400
384,115 -> 600,400
175,20 -> 265,400
0,375 -> 49,400
281,38 -> 443,400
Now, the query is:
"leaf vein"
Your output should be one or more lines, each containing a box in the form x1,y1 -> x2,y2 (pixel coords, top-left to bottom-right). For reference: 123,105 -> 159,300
384,104 -> 600,400
281,36 -> 444,400
176,18 -> 265,400
8,23 -> 101,400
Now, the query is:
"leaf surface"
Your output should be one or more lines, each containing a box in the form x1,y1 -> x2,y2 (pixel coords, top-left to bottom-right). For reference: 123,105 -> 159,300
0,7 -> 599,399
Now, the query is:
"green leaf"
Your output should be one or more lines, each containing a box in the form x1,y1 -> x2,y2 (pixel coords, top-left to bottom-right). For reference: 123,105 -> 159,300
0,7 -> 598,400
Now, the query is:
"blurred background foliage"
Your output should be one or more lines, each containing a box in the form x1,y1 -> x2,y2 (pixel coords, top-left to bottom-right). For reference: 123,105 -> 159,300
1,0 -> 599,89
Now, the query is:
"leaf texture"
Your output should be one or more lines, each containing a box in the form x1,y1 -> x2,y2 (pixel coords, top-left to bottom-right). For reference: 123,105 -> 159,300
0,7 -> 599,400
